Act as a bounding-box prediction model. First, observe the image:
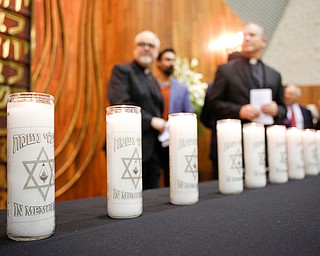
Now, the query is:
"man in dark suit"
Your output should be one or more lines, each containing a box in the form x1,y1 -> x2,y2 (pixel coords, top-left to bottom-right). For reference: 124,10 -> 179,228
284,84 -> 314,129
200,52 -> 243,179
203,23 -> 286,177
108,31 -> 165,190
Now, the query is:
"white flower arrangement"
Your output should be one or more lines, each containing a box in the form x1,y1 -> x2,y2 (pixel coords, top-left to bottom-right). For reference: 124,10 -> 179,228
173,57 -> 208,115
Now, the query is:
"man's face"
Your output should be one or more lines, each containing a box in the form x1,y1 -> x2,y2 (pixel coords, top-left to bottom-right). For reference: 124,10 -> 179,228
284,86 -> 298,106
157,51 -> 176,76
133,34 -> 159,68
241,24 -> 266,57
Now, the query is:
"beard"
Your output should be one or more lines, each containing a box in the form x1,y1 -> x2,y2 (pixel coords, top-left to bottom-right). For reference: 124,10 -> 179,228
163,65 -> 174,76
138,55 -> 153,65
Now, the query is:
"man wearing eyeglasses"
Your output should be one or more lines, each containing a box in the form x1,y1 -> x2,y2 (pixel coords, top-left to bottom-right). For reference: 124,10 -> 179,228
108,31 -> 165,190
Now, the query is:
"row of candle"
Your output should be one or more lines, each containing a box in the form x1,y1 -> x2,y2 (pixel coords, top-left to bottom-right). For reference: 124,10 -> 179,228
217,119 -> 319,195
6,93 -> 319,242
6,96 -> 199,241
106,107 -> 199,218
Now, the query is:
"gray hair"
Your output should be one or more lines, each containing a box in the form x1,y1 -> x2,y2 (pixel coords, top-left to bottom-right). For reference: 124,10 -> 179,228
286,84 -> 301,97
134,31 -> 160,48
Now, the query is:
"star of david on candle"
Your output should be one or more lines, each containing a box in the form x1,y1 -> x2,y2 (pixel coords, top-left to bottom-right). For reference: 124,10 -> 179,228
121,148 -> 142,189
230,149 -> 242,174
280,150 -> 287,164
22,147 -> 55,201
185,148 -> 198,180
312,148 -> 317,159
258,152 -> 265,166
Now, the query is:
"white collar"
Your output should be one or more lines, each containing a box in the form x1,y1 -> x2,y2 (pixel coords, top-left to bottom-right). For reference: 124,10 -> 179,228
249,58 -> 258,65
144,69 -> 151,75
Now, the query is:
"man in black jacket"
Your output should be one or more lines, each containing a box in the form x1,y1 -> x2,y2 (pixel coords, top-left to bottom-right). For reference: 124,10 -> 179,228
201,23 -> 286,178
108,31 -> 165,189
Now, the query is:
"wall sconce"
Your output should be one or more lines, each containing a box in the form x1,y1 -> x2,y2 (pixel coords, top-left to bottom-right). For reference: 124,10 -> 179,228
208,31 -> 243,53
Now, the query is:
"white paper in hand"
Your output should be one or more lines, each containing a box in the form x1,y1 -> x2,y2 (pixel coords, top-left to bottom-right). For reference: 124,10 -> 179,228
158,122 -> 169,147
250,88 -> 274,125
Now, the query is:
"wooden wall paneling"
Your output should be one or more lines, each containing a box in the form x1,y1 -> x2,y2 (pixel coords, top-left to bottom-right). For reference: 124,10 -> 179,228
30,0 -> 253,202
55,0 -> 105,200
170,0 -> 244,83
32,0 -> 106,202
300,85 -> 320,106
5,0 -> 319,207
32,0 -> 320,202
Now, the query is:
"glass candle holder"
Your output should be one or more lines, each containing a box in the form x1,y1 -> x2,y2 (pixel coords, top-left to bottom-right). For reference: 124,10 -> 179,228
168,113 -> 198,205
302,129 -> 318,176
7,92 -> 55,241
286,128 -> 305,180
216,119 -> 243,194
266,125 -> 288,183
106,105 -> 142,218
316,131 -> 320,173
243,122 -> 266,188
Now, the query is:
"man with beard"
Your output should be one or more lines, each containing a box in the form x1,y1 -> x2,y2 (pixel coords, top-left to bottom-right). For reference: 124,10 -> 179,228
108,31 -> 165,190
155,48 -> 194,187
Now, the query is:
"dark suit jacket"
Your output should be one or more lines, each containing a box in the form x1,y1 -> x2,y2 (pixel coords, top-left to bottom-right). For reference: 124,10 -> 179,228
107,61 -> 164,161
200,83 -> 213,129
301,106 -> 314,129
283,105 -> 314,129
316,118 -> 320,130
206,56 -> 286,123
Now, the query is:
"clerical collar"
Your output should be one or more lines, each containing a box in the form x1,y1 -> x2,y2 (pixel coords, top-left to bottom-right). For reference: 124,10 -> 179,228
144,69 -> 151,75
249,58 -> 258,65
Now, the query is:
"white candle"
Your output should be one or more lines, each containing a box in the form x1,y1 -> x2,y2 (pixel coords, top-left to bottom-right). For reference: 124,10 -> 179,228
316,131 -> 320,173
242,123 -> 266,188
266,125 -> 288,183
286,128 -> 305,180
7,92 -> 55,241
302,129 -> 318,176
217,119 -> 243,194
106,105 -> 142,218
169,113 -> 198,205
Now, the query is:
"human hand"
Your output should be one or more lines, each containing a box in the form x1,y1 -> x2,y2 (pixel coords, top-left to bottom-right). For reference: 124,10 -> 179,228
239,104 -> 260,120
151,117 -> 166,133
158,122 -> 169,147
261,101 -> 278,117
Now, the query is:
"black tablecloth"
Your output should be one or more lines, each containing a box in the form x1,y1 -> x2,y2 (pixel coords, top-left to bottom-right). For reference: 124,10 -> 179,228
0,176 -> 320,255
